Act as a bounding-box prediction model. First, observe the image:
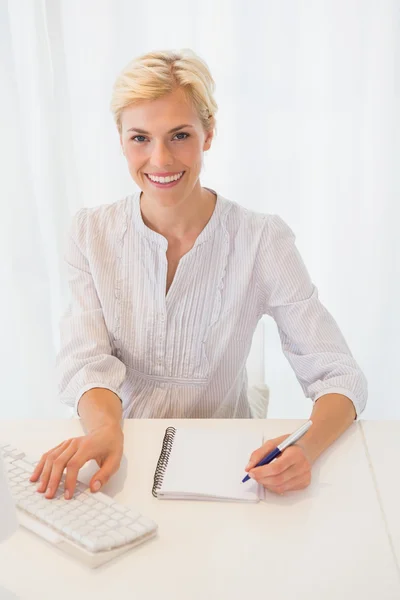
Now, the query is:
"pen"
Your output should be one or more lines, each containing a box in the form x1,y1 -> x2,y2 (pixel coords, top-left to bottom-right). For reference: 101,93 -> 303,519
242,420 -> 313,483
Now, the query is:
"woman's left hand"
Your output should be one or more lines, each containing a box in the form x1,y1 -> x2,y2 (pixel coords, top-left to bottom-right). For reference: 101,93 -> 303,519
245,435 -> 312,495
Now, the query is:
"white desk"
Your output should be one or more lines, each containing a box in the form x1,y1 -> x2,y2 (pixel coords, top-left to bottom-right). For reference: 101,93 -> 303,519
0,419 -> 399,600
361,421 -> 400,575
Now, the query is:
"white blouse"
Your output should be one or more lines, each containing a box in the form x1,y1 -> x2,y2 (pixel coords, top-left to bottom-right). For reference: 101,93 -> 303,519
56,189 -> 367,419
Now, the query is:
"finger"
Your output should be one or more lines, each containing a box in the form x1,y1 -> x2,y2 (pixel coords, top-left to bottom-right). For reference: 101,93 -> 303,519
287,472 -> 312,491
251,446 -> 305,479
63,447 -> 90,499
30,441 -> 69,482
30,456 -> 47,483
46,440 -> 79,498
89,453 -> 121,493
254,463 -> 299,487
37,443 -> 75,492
245,436 -> 287,471
276,472 -> 311,494
264,472 -> 311,495
35,442 -> 71,491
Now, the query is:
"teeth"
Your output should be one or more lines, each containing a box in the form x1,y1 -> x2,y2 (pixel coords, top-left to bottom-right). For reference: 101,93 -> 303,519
147,172 -> 184,184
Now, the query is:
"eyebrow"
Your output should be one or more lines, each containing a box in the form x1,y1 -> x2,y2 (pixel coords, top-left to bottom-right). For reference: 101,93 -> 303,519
127,124 -> 193,134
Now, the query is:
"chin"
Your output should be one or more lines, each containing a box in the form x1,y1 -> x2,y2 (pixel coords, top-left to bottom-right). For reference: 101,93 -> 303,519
146,181 -> 194,204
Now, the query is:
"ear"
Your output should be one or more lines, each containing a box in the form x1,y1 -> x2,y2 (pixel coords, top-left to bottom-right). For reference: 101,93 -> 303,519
203,129 -> 214,152
119,134 -> 125,155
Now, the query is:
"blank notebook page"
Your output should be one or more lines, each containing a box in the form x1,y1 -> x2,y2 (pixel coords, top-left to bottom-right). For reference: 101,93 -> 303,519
158,428 -> 264,502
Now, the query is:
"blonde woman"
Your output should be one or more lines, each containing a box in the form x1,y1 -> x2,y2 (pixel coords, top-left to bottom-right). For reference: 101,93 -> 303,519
30,49 -> 367,501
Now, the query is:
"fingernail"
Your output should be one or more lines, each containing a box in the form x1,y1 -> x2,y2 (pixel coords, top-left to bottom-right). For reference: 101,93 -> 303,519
245,462 -> 252,470
249,472 -> 256,479
45,488 -> 52,497
64,490 -> 70,500
93,480 -> 101,492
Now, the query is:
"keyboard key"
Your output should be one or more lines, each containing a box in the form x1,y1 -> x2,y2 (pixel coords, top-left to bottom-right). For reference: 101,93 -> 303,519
62,524 -> 74,536
113,504 -> 130,514
77,525 -> 93,537
108,530 -> 126,545
96,536 -> 115,550
89,519 -> 102,528
84,536 -> 102,552
94,492 -> 115,507
13,459 -> 35,473
107,519 -> 118,528
97,514 -> 108,523
73,505 -> 88,516
127,510 -> 142,521
117,526 -> 136,540
129,523 -> 146,535
138,516 -> 155,529
83,496 -> 96,507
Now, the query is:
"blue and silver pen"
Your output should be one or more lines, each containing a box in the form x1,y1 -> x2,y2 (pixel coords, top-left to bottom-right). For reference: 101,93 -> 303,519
242,420 -> 313,483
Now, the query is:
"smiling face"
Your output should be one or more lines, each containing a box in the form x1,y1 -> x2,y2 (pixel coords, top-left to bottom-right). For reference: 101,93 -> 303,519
119,87 -> 214,207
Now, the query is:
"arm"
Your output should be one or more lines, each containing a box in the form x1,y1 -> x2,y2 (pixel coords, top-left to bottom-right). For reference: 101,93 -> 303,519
257,214 -> 367,421
247,215 -> 367,493
300,392 -> 356,463
56,207 -> 127,418
78,387 -> 123,432
30,214 -> 127,500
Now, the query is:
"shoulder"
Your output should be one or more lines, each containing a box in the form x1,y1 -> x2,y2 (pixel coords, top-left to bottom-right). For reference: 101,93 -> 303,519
219,194 -> 295,244
69,195 -> 132,248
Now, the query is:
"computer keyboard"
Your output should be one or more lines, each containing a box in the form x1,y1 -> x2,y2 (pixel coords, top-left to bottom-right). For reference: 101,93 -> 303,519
1,442 -> 158,568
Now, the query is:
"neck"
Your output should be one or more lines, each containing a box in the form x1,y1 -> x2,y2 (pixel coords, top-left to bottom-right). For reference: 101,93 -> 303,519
140,183 -> 216,241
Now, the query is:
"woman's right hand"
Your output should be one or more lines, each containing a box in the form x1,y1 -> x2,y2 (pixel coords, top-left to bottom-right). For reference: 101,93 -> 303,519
29,424 -> 124,500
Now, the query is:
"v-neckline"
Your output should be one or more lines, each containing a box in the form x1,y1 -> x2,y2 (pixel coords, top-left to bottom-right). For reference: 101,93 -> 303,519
131,187 -> 228,307
132,188 -> 222,250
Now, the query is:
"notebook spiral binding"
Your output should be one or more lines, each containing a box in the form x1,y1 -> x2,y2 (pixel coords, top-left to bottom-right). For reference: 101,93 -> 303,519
152,426 -> 177,497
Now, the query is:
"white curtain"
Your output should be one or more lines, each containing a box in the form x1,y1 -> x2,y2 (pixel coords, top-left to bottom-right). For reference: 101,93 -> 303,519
1,0 -> 398,418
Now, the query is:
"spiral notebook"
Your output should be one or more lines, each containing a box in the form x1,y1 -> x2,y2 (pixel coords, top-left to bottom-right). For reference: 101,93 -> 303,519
152,427 -> 266,502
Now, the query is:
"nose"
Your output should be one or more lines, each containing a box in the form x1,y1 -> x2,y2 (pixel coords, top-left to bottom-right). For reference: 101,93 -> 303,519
150,140 -> 173,169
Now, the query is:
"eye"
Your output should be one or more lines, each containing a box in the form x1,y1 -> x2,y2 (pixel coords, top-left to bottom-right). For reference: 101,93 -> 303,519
131,135 -> 147,143
174,132 -> 190,140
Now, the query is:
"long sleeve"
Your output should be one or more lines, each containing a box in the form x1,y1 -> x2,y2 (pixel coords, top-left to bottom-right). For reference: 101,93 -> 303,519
56,208 -> 126,417
256,214 -> 368,419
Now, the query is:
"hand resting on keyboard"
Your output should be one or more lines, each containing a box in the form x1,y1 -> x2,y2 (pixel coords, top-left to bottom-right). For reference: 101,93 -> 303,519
29,424 -> 124,501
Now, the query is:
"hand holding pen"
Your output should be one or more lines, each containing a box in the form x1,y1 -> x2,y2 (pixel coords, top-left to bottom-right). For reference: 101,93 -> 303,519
242,421 -> 313,495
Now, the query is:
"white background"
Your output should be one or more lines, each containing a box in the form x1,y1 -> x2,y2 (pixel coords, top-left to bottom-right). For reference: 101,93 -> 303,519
0,0 -> 398,419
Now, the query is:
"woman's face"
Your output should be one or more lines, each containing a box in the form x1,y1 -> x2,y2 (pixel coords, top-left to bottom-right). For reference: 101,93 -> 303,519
120,87 -> 213,206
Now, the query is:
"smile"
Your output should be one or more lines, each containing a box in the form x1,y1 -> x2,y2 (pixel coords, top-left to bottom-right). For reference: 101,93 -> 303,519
145,171 -> 185,186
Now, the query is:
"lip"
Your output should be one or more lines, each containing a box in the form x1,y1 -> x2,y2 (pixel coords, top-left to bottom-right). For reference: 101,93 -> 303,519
145,171 -> 185,189
145,171 -> 184,176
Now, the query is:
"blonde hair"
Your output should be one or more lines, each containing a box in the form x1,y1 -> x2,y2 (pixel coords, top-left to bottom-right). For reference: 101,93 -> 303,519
110,49 -> 218,136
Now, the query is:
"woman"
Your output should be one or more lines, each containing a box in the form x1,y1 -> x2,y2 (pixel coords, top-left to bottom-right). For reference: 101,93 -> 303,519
30,49 -> 367,501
